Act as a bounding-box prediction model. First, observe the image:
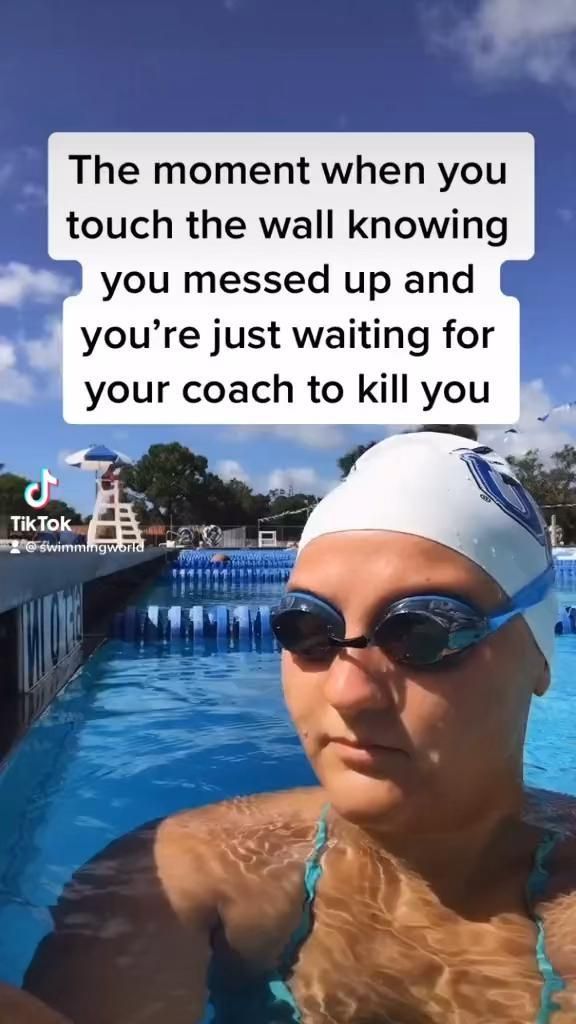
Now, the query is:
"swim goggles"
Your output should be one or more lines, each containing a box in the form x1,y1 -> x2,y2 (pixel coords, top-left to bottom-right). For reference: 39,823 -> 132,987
271,564 -> 555,668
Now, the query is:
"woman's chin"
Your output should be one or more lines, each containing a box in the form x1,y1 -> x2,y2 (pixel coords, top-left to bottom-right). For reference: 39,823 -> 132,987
319,763 -> 413,827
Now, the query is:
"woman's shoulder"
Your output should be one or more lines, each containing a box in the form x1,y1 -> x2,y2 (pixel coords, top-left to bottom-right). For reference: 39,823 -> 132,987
0,982 -> 71,1023
153,787 -> 327,911
156,786 -> 327,853
152,787 -> 329,924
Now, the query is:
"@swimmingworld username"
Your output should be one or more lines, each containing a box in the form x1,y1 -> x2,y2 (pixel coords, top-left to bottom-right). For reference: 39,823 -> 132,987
10,541 -> 146,554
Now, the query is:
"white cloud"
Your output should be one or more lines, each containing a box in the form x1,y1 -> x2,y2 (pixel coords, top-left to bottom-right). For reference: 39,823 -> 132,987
23,317 -> 62,373
423,0 -> 576,88
0,161 -> 14,190
0,318 -> 63,405
558,207 -> 574,224
560,362 -> 574,378
0,147 -> 46,218
57,449 -> 74,469
0,339 -> 35,404
266,467 -> 339,496
216,459 -> 251,483
0,368 -> 35,404
0,340 -> 16,372
0,262 -> 72,307
15,182 -> 47,213
223,424 -> 350,450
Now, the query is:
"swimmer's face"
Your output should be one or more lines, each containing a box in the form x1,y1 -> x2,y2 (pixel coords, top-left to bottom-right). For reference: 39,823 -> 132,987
282,532 -> 549,832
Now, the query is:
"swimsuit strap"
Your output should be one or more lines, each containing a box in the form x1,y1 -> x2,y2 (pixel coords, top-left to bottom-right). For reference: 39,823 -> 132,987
258,803 -> 331,1023
525,830 -> 567,1024
277,803 -> 331,975
206,806 -> 332,1024
271,815 -> 567,1024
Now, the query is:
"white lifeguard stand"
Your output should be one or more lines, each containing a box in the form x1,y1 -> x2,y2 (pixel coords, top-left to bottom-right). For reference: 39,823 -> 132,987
88,470 -> 144,547
65,445 -> 145,548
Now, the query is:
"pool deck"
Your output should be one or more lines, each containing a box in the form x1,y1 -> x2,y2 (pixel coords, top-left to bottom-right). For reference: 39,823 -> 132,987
0,548 -> 166,616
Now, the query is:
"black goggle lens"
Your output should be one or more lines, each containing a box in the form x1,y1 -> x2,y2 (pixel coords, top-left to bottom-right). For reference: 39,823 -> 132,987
272,606 -> 459,667
271,609 -> 340,657
373,612 -> 448,665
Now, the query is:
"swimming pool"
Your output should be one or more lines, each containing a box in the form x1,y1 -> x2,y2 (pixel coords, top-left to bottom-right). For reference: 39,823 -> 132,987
0,575 -> 575,988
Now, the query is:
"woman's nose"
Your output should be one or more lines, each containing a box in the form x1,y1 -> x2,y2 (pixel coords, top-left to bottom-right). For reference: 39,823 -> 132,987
322,646 -> 398,714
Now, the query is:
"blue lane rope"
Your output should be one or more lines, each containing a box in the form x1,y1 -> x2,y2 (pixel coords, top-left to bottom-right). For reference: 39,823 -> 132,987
111,604 -> 279,648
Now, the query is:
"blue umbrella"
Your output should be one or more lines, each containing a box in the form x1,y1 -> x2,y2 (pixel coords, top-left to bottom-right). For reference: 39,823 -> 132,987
65,445 -> 134,472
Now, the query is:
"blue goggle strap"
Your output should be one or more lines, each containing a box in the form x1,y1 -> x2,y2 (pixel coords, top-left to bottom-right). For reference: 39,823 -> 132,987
487,564 -> 556,632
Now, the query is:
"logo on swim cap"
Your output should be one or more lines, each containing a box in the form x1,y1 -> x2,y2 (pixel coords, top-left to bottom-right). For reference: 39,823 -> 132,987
455,448 -> 551,556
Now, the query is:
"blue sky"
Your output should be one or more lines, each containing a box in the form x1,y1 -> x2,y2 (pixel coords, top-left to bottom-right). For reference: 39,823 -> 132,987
1,0 -> 576,515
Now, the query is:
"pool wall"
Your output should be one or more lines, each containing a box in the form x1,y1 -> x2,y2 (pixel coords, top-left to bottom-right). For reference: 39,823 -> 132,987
0,549 -> 170,763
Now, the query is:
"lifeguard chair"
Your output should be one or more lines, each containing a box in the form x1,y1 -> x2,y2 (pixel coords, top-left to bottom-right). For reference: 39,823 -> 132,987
87,466 -> 144,547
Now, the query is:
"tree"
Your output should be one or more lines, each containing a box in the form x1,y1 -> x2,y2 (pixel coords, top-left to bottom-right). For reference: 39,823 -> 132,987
247,490 -> 273,524
338,442 -> 378,479
44,499 -> 83,525
267,491 -> 318,518
122,443 -> 282,529
509,445 -> 576,543
0,473 -> 29,517
220,479 -> 265,525
123,443 -> 209,525
506,450 -> 549,505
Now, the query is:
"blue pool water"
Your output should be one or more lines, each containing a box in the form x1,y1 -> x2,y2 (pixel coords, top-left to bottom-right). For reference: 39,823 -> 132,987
0,580 -> 575,987
145,577 -> 288,609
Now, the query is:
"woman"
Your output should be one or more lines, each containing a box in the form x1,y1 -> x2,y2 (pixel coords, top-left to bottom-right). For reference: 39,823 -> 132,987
24,433 -> 576,1023
0,982 -> 71,1023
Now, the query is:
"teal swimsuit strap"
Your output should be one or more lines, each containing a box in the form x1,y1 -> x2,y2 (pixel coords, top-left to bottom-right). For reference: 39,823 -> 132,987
525,830 -> 567,1023
266,804 -> 331,1020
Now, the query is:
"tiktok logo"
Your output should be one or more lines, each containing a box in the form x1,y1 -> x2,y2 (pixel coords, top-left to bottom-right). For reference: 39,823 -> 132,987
24,468 -> 59,509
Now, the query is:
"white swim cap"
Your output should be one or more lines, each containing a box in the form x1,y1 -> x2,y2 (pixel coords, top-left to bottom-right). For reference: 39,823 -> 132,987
299,432 -> 556,666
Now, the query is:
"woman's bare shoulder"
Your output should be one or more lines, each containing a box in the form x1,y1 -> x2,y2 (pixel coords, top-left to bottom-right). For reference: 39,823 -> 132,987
155,786 -> 327,857
0,982 -> 72,1023
153,787 -> 327,913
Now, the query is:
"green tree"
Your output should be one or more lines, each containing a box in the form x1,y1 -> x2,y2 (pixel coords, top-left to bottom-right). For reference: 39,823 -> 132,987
123,443 -> 209,525
122,444 -> 275,528
506,450 -> 549,505
266,491 -> 318,521
337,442 -> 378,479
0,473 -> 29,517
247,490 -> 273,524
219,479 -> 267,525
44,498 -> 83,525
509,445 -> 576,543
199,472 -> 231,525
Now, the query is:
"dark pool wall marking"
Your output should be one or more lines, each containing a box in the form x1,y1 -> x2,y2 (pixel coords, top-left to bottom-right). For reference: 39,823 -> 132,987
19,586 -> 83,693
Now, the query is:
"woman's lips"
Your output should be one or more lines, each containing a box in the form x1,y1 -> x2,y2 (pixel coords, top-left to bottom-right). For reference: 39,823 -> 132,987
328,738 -> 406,766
